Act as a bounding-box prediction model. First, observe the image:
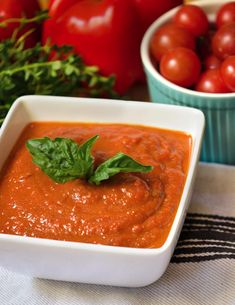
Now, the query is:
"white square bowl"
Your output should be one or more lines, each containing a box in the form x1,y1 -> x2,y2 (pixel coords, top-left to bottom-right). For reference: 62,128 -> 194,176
0,96 -> 205,287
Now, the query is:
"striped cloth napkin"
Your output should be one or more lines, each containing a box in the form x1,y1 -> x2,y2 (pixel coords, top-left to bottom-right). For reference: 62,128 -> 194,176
0,162 -> 234,305
173,162 -> 235,264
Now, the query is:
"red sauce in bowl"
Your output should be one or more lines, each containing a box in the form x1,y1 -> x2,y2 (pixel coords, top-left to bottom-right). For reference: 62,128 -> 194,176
0,122 -> 191,248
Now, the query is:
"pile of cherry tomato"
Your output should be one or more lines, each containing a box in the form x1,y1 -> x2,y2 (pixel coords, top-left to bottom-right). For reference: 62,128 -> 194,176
150,2 -> 235,93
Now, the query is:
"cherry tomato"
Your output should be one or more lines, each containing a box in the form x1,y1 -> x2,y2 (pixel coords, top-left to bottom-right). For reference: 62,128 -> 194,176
204,54 -> 221,70
160,47 -> 201,88
216,1 -> 235,28
212,23 -> 235,59
150,23 -> 196,62
220,56 -> 235,91
195,69 -> 231,93
173,4 -> 209,36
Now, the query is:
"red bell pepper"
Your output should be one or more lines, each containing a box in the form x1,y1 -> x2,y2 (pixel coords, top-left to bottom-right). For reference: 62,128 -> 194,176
43,0 -> 143,94
43,0 -> 182,93
0,0 -> 40,45
19,0 -> 41,18
134,0 -> 183,32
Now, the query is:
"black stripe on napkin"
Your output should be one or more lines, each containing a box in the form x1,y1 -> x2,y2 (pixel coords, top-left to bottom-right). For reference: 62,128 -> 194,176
171,213 -> 235,263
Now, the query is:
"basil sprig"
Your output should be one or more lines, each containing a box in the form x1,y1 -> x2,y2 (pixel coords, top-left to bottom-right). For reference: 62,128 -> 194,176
26,136 -> 153,185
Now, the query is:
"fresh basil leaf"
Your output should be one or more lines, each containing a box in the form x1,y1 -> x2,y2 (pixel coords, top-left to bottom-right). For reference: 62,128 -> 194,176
89,152 -> 153,185
26,135 -> 153,185
26,135 -> 98,183
77,135 -> 99,178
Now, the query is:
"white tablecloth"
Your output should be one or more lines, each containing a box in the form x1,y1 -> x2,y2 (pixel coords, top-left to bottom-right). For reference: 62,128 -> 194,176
1,162 -> 235,305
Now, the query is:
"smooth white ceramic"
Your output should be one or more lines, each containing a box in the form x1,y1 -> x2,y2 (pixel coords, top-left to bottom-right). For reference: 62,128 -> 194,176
0,96 -> 205,287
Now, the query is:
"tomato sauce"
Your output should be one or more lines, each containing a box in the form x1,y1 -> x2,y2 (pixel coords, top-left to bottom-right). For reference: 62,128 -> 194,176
0,122 -> 191,248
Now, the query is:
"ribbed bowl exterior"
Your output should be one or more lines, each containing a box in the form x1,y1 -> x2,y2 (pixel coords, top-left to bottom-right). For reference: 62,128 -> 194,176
146,72 -> 235,164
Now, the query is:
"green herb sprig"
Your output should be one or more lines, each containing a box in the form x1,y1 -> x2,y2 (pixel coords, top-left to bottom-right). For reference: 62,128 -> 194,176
0,12 -> 117,125
26,136 -> 153,185
0,10 -> 49,28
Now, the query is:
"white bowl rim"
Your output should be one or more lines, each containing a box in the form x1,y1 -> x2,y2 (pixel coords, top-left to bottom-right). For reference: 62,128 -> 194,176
141,0 -> 235,99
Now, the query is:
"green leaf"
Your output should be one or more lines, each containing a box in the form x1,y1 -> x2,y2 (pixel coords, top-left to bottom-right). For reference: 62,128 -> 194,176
89,152 -> 153,185
0,15 -> 118,126
77,135 -> 99,178
26,136 -> 99,183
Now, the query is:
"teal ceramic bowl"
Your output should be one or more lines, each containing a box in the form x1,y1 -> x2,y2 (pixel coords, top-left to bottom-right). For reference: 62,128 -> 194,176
141,0 -> 235,165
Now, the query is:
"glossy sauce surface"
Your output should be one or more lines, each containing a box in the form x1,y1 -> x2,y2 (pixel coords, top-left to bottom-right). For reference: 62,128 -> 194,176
0,122 -> 191,248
